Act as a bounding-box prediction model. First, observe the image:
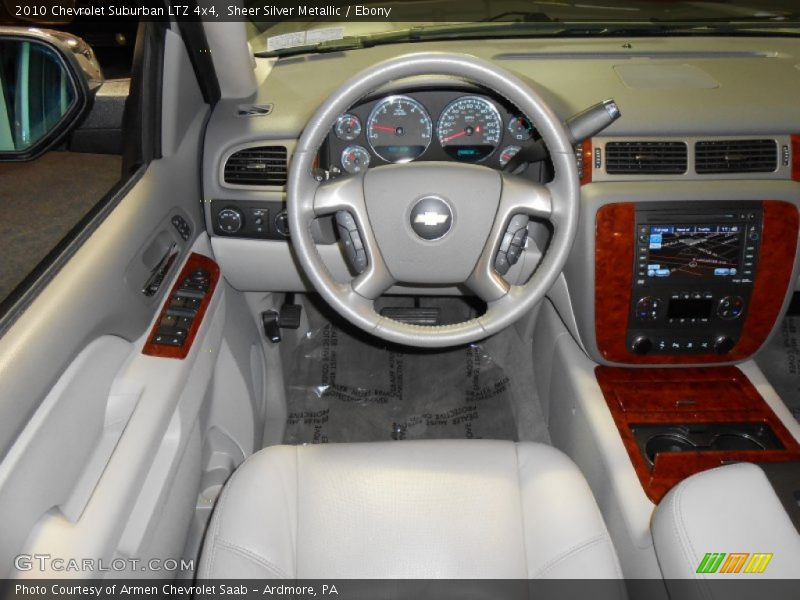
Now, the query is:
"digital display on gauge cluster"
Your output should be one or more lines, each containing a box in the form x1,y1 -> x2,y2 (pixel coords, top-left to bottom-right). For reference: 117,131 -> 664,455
645,224 -> 743,279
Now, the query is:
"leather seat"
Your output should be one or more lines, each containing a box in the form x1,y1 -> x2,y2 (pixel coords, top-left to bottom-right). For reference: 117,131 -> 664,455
199,439 -> 622,578
652,463 -> 800,585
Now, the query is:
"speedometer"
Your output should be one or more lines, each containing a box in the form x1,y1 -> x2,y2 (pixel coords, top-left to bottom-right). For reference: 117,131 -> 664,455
366,95 -> 432,163
437,96 -> 502,162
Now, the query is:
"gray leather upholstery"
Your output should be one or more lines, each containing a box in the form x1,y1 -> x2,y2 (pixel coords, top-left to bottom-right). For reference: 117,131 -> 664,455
199,440 -> 622,579
652,463 -> 800,587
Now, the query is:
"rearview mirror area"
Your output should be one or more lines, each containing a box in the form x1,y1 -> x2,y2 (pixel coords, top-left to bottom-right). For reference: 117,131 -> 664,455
0,28 -> 98,160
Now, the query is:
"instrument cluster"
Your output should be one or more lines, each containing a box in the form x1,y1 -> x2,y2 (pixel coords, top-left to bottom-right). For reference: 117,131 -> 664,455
325,89 -> 541,175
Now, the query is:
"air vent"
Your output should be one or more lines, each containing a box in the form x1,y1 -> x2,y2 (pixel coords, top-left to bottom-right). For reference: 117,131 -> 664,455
605,141 -> 688,175
224,146 -> 287,186
695,139 -> 777,174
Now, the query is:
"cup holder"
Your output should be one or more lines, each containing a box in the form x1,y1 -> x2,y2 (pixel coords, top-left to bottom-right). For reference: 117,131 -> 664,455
645,434 -> 697,464
632,422 -> 783,468
710,433 -> 766,452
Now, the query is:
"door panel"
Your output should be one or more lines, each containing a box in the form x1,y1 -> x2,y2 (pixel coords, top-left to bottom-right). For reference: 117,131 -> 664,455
0,336 -> 134,573
0,28 -> 219,578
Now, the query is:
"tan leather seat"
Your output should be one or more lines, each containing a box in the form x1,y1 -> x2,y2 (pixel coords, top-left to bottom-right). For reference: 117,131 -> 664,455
199,439 -> 622,578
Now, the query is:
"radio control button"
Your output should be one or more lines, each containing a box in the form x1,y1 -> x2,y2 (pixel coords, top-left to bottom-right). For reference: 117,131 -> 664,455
631,336 -> 653,355
714,336 -> 736,354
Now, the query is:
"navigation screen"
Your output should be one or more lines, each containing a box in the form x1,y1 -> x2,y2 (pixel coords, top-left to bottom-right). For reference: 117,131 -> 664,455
646,224 -> 743,279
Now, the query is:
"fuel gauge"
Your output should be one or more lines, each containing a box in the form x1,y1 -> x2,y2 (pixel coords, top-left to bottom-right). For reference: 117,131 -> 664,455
508,115 -> 534,141
341,145 -> 371,174
335,114 -> 362,141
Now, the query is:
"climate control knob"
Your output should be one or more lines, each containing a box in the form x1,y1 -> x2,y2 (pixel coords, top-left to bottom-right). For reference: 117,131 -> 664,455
717,295 -> 744,320
631,336 -> 653,355
714,336 -> 735,355
217,207 -> 244,234
635,296 -> 664,322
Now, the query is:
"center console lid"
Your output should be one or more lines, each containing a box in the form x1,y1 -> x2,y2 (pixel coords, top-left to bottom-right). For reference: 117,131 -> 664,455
652,463 -> 800,593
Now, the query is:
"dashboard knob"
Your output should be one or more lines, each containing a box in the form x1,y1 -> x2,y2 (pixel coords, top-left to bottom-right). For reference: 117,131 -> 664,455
714,336 -> 735,355
217,207 -> 244,234
274,210 -> 290,237
635,296 -> 664,322
717,295 -> 745,320
631,336 -> 653,355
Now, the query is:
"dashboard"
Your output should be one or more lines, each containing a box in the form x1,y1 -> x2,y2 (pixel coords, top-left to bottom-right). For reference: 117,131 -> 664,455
202,37 -> 800,365
322,89 -> 544,175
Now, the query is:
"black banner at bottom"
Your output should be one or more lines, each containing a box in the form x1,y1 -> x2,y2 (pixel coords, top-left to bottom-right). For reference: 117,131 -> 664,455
2,579 -> 800,600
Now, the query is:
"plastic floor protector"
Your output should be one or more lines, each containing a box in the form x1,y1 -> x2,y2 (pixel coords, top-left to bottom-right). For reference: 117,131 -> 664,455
757,316 -> 800,423
282,301 -> 540,444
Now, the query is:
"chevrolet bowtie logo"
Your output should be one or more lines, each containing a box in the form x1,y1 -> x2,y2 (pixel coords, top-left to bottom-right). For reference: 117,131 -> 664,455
410,197 -> 452,240
414,211 -> 449,227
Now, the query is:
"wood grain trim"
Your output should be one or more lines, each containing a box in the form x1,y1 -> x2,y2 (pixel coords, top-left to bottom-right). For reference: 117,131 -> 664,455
594,201 -> 799,364
141,253 -> 220,360
595,202 -> 635,361
580,139 -> 593,186
596,365 -> 800,503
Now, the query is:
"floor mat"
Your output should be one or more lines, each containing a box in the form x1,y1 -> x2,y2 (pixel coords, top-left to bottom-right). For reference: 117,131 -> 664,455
283,301 -> 532,444
757,317 -> 800,423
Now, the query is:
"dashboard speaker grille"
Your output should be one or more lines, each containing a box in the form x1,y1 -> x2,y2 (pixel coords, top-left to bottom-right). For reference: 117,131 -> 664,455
224,146 -> 288,186
605,141 -> 688,174
695,139 -> 777,174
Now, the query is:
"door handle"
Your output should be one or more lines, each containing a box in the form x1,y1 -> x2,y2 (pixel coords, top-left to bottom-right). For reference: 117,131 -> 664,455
141,242 -> 179,297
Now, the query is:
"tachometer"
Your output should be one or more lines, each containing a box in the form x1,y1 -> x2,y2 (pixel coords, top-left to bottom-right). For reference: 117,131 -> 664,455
437,96 -> 502,162
366,95 -> 432,163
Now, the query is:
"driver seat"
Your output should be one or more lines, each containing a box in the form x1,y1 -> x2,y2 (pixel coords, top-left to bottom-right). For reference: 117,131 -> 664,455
199,439 -> 622,578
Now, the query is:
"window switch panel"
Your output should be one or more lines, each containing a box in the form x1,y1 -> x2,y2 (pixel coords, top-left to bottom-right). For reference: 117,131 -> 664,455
143,254 -> 220,359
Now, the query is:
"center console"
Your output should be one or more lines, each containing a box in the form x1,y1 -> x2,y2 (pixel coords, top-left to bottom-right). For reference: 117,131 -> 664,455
628,203 -> 761,356
596,366 -> 800,503
595,200 -> 798,365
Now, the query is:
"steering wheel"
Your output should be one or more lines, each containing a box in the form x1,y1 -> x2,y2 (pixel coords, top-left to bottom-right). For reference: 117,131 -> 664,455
288,53 -> 579,348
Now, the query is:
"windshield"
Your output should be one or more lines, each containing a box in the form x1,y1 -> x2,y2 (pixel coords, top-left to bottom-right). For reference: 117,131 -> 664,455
247,0 -> 800,56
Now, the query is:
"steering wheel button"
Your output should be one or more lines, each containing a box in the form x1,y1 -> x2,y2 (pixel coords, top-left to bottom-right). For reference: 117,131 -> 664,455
353,250 -> 368,273
495,251 -> 510,275
509,214 -> 529,230
335,211 -> 358,231
500,232 -> 513,252
341,236 -> 356,261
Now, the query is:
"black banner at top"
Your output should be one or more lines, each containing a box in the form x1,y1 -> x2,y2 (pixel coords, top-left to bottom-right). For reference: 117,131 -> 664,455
2,0 -> 463,23
4,1 -> 800,24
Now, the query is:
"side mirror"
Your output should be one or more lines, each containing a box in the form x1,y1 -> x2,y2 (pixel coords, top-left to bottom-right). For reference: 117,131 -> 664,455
0,27 -> 102,161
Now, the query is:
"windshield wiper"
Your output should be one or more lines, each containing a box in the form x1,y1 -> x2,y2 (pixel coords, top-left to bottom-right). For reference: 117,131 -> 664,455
254,19 -> 800,58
